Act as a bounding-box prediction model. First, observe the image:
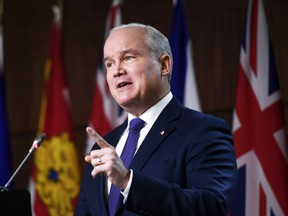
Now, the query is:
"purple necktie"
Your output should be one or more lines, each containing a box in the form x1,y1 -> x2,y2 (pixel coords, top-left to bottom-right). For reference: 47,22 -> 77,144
108,118 -> 145,216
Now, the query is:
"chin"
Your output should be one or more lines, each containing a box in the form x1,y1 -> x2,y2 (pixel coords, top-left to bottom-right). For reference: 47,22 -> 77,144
119,100 -> 132,107
118,98 -> 136,108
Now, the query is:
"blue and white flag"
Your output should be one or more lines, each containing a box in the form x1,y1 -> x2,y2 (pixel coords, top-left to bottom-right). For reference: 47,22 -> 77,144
0,19 -> 12,189
169,0 -> 201,111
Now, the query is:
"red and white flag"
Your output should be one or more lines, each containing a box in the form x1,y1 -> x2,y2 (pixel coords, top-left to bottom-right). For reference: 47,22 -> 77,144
231,0 -> 288,215
29,6 -> 80,216
85,0 -> 127,154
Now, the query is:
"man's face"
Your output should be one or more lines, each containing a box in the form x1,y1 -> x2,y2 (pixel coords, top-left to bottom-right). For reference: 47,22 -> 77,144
103,27 -> 169,115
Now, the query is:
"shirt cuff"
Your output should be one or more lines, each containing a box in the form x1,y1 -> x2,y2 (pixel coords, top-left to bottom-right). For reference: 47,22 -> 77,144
120,169 -> 133,203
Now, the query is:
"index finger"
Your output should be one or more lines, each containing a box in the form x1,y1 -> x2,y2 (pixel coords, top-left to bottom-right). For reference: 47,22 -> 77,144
86,127 -> 112,149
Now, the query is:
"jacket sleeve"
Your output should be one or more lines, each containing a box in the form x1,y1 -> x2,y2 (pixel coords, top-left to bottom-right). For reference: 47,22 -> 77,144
74,164 -> 93,216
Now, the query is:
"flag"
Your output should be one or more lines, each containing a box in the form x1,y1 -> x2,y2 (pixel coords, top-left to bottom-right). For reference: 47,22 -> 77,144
169,0 -> 201,111
0,16 -> 12,189
231,0 -> 288,215
29,6 -> 80,216
85,0 -> 127,154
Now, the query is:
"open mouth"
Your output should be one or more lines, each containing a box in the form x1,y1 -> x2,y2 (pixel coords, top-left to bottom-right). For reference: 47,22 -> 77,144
117,82 -> 132,88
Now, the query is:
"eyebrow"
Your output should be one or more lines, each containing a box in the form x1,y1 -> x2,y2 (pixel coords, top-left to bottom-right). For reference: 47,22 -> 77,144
104,49 -> 142,62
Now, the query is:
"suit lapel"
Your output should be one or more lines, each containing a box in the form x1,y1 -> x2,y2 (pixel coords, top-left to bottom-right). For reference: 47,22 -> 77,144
105,121 -> 128,147
96,97 -> 182,215
130,97 -> 182,171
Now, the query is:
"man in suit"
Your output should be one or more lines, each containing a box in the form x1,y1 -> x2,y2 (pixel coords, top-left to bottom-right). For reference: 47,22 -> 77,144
75,23 -> 237,216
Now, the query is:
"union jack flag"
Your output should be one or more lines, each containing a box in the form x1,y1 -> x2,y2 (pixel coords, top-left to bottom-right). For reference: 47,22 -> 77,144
85,0 -> 127,154
231,0 -> 288,215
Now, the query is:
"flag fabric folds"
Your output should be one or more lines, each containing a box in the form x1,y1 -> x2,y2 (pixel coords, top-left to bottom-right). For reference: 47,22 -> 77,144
231,0 -> 288,215
29,6 -> 80,216
0,18 -> 12,189
169,0 -> 201,111
85,0 -> 127,154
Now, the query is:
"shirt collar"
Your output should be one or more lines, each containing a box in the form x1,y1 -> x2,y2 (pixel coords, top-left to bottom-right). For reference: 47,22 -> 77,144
127,92 -> 173,126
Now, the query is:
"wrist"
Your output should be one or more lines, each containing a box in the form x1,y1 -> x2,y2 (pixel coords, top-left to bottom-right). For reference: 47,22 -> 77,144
120,169 -> 131,190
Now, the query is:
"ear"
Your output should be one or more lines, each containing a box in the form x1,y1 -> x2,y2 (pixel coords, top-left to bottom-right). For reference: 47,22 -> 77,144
159,54 -> 172,76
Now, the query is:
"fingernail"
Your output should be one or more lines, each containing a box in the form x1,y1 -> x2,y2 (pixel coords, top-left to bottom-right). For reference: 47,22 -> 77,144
87,127 -> 94,134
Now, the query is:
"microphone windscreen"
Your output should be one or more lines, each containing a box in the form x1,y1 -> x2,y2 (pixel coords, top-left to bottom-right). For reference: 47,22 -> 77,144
35,133 -> 46,147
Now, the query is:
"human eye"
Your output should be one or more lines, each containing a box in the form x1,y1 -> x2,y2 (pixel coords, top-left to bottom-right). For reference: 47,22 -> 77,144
105,61 -> 114,69
124,55 -> 135,62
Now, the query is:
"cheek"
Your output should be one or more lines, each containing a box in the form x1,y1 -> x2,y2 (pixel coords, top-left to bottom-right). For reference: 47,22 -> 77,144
145,67 -> 161,85
106,72 -> 113,87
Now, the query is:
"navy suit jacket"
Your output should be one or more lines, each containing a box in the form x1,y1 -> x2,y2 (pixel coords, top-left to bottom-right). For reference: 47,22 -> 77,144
75,97 -> 237,216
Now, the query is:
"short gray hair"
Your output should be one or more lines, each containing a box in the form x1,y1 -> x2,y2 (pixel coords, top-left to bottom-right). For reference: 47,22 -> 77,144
110,23 -> 173,81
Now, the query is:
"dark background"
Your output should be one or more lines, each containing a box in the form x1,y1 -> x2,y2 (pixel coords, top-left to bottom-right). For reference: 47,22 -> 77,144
2,0 -> 288,190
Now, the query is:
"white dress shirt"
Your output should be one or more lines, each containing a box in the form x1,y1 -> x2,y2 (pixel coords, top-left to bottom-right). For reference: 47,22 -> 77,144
107,92 -> 173,202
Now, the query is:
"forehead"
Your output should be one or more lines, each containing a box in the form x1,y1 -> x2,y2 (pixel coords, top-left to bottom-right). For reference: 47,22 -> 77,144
104,27 -> 148,55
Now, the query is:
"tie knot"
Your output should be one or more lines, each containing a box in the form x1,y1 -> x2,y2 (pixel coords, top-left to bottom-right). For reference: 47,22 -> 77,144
129,118 -> 145,131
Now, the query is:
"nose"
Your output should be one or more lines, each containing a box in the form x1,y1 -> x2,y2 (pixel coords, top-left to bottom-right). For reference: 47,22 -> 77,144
113,63 -> 125,77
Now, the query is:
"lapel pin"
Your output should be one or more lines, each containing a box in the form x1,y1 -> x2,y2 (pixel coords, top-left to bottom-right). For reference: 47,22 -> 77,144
160,131 -> 165,135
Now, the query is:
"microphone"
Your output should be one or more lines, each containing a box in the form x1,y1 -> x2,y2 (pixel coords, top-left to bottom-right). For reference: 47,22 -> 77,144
0,133 -> 46,192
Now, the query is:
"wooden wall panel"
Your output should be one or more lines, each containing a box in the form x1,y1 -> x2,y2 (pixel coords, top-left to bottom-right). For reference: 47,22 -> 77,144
3,0 -> 288,190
